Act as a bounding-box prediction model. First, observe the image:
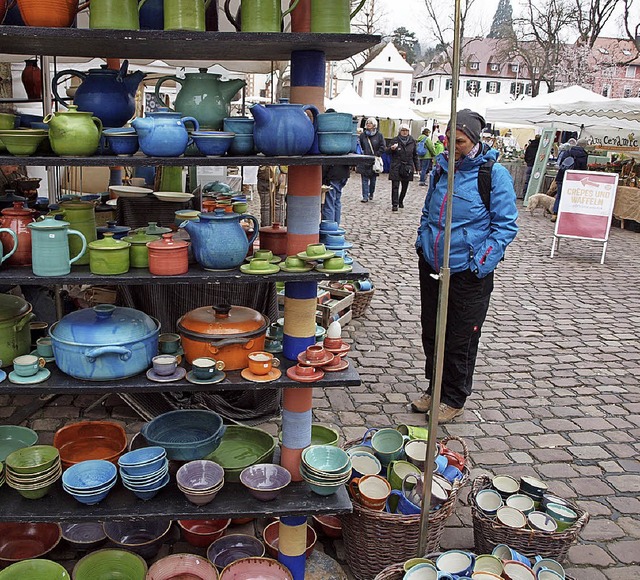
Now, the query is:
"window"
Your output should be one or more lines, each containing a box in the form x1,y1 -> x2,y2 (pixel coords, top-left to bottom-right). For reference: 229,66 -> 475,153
510,81 -> 525,95
533,67 -> 540,74
486,81 -> 501,94
469,61 -> 479,70
602,84 -> 611,97
445,78 -> 452,90
525,84 -> 533,96
598,47 -> 609,54
429,79 -> 434,91
375,79 -> 400,97
626,66 -> 636,78
511,64 -> 519,73
624,86 -> 633,97
466,80 -> 480,95
489,63 -> 499,72
417,81 -> 423,92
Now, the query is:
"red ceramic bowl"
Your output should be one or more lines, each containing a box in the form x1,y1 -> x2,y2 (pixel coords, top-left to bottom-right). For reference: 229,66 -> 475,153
178,519 -> 231,548
312,514 -> 342,539
262,521 -> 316,559
147,553 -> 219,580
0,522 -> 62,566
53,421 -> 127,469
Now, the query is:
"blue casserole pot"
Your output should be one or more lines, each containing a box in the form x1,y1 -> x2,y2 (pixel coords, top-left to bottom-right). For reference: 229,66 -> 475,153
50,304 -> 159,381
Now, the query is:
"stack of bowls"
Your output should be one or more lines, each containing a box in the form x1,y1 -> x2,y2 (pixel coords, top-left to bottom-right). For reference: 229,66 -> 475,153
118,446 -> 170,501
0,461 -> 4,487
62,459 -> 117,505
176,459 -> 224,506
5,445 -> 62,500
300,445 -> 352,496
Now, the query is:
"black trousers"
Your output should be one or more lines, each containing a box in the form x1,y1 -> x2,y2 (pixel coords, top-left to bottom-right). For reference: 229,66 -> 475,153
418,253 -> 494,408
391,180 -> 409,207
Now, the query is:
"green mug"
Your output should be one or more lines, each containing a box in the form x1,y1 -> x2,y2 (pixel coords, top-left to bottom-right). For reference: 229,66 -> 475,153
90,0 -> 142,29
310,0 -> 366,33
164,0 -> 213,31
224,0 -> 300,32
397,424 -> 429,440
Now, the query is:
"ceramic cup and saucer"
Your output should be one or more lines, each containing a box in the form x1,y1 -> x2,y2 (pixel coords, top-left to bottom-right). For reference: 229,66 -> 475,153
240,367 -> 282,383
297,344 -> 335,367
286,363 -> 325,383
297,243 -> 336,262
246,250 -> 282,264
323,356 -> 350,372
241,351 -> 282,382
147,367 -> 187,383
278,255 -> 313,273
9,354 -> 50,384
240,258 -> 280,275
186,369 -> 226,385
9,367 -> 51,385
315,256 -> 353,274
323,337 -> 351,356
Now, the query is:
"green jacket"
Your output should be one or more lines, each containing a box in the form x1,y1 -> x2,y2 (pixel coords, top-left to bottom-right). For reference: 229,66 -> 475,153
417,134 -> 436,159
433,140 -> 445,156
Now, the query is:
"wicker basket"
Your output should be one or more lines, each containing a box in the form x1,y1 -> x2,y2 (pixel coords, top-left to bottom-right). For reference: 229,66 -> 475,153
351,287 -> 375,318
374,562 -> 577,580
341,436 -> 470,580
471,475 -> 590,561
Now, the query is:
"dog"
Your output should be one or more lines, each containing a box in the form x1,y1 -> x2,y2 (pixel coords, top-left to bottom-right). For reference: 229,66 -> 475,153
527,193 -> 556,217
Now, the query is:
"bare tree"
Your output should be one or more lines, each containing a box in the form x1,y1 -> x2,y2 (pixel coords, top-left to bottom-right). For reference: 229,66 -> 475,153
347,0 -> 386,71
573,0 -> 619,47
622,0 -> 640,51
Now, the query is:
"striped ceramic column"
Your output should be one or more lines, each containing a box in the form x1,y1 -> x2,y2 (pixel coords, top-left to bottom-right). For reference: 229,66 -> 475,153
279,49 -> 326,580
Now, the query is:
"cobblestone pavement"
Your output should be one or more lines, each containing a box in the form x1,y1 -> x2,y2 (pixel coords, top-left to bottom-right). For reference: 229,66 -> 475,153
3,171 -> 639,578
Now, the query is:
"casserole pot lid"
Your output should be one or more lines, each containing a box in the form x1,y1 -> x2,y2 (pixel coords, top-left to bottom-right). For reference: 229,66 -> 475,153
51,304 -> 158,344
0,294 -> 31,323
124,229 -> 160,245
147,232 -> 189,250
89,232 -> 131,250
1,201 -> 34,216
259,222 -> 287,235
178,303 -> 268,337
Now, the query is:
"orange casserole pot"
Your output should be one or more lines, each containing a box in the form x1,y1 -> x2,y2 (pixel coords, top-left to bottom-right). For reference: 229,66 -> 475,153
177,303 -> 269,370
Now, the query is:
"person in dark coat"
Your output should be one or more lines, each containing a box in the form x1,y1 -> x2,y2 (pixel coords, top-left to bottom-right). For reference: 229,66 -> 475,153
387,124 -> 419,211
356,117 -> 385,203
522,134 -> 540,196
551,138 -> 589,221
322,162 -> 350,225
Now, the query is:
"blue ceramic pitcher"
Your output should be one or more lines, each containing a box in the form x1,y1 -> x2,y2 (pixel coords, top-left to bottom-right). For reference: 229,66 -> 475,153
28,217 -> 87,277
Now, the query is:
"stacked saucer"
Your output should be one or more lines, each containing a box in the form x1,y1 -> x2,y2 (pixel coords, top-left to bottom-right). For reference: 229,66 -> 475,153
300,445 -> 352,496
118,447 -> 170,501
319,222 -> 354,264
6,445 -> 62,500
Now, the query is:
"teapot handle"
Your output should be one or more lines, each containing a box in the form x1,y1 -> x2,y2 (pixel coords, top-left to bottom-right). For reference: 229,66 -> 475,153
154,75 -> 182,109
92,116 -> 104,135
223,0 -> 240,31
241,214 -> 260,248
67,229 -> 88,265
302,104 -> 319,131
281,0 -> 300,18
181,116 -> 200,132
51,69 -> 87,107
351,0 -> 366,19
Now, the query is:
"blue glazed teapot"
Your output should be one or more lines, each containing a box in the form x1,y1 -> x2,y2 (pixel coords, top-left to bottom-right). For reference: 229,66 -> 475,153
182,209 -> 259,271
132,108 -> 199,157
250,100 -> 319,156
52,60 -> 145,129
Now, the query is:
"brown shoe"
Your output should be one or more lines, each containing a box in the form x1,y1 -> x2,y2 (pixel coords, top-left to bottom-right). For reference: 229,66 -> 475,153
411,394 -> 432,413
430,403 -> 464,424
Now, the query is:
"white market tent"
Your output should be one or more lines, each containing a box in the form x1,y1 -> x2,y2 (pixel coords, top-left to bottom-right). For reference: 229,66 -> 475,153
548,98 -> 640,130
413,94 -> 512,122
326,85 -> 424,121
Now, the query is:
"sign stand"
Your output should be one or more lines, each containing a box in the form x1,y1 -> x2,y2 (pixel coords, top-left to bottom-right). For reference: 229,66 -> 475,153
550,170 -> 619,264
524,128 -> 556,204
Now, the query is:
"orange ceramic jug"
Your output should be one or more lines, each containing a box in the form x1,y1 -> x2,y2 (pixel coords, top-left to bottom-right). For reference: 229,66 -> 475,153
15,0 -> 89,27
0,202 -> 35,266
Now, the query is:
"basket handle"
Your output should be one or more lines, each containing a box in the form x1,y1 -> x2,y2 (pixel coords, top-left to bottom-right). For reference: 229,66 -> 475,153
440,435 -> 469,464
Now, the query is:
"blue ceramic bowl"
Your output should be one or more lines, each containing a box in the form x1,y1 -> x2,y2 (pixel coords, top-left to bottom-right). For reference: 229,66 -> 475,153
103,128 -> 139,156
228,134 -> 254,156
318,131 -> 352,155
120,463 -> 169,487
63,480 -> 117,505
317,112 -> 353,132
62,460 -> 117,492
118,446 -> 166,471
223,117 -> 254,134
123,472 -> 170,500
192,131 -> 235,157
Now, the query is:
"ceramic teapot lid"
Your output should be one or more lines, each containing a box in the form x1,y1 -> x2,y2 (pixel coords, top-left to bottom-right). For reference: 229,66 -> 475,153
51,304 -> 158,345
145,222 -> 172,236
1,201 -> 34,216
28,215 -> 71,229
259,222 -> 287,235
0,294 -> 31,323
97,220 -> 131,237
0,190 -> 27,205
146,232 -> 189,250
178,303 -> 268,338
89,232 -> 131,250
124,229 -> 159,245
51,104 -> 93,117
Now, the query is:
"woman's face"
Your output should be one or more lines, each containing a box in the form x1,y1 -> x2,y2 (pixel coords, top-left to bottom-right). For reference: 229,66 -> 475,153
450,129 -> 474,160
366,121 -> 375,131
400,128 -> 409,137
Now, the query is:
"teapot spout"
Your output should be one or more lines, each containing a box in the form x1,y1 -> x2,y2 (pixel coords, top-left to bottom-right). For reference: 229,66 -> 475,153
249,103 -> 270,127
131,116 -> 152,135
181,219 -> 196,235
220,78 -> 247,102
123,70 -> 147,97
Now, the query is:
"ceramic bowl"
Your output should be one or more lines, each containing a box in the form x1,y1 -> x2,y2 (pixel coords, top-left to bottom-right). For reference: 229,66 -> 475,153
207,534 -> 265,570
60,522 -> 107,551
436,550 -> 474,577
5,445 -> 59,475
176,459 -> 225,491
528,510 -> 558,532
218,557 -> 292,579
120,462 -> 169,486
53,421 -> 128,468
317,131 -> 352,155
63,480 -> 117,505
103,129 -> 139,156
475,488 -> 503,515
122,471 -> 170,498
146,553 -> 220,580
263,521 -> 317,559
545,502 -> 578,531
520,475 -> 548,497
118,446 -> 167,476
0,425 -> 38,462
192,131 -> 235,157
179,483 -> 224,506
239,463 -> 291,502
532,558 -> 566,578
102,520 -> 172,560
61,459 -> 117,491
404,562 -> 438,579
0,131 -> 47,156
541,493 -> 572,512
301,445 -> 350,474
503,560 -> 536,580
0,523 -> 62,567
223,117 -> 254,134
228,133 -> 255,156
312,514 -> 342,538
496,505 -> 527,529
178,519 -> 232,548
72,549 -> 147,580
506,493 -> 535,515
0,559 -> 70,579
492,474 -> 520,498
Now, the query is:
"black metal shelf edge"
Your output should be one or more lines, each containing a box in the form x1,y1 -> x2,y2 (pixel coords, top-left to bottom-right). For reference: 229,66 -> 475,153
0,357 -> 359,394
1,260 -> 368,286
0,27 -> 381,61
0,480 -> 352,522
0,154 -> 372,168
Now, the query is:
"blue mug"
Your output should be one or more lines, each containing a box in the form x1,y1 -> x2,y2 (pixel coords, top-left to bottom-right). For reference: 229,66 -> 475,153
357,279 -> 373,291
492,544 -> 531,567
441,464 -> 463,483
385,490 -> 421,515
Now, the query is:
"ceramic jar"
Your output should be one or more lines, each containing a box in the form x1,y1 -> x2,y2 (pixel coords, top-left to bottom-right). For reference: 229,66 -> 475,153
21,59 -> 42,100
164,0 -> 212,31
0,202 -> 35,266
44,105 -> 103,156
123,229 -> 160,268
310,0 -> 366,32
27,216 -> 87,276
57,200 -> 97,266
0,294 -> 34,368
258,222 -> 287,256
224,0 -> 299,31
146,233 -> 189,276
88,232 -> 131,275
89,0 -> 141,29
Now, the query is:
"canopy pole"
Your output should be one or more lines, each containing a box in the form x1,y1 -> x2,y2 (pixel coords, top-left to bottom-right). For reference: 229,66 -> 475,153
417,0 -> 463,556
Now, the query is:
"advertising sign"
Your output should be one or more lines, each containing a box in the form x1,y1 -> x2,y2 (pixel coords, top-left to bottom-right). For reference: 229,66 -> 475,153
524,128 -> 556,202
551,170 -> 619,263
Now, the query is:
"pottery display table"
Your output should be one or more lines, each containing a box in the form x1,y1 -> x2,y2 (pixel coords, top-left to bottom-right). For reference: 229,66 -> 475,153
614,185 -> 640,227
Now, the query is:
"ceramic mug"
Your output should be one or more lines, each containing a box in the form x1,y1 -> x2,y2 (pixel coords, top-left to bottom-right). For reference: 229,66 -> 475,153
371,428 -> 405,466
303,344 -> 326,363
305,243 -> 327,257
192,356 -> 225,379
35,337 -> 54,358
158,332 -> 181,354
13,354 -> 46,377
152,354 -> 178,376
492,544 -> 531,567
247,351 -> 280,376
253,249 -> 273,261
385,489 -> 420,515
349,451 -> 382,480
396,424 -> 429,440
349,474 -> 391,511
404,439 -> 428,470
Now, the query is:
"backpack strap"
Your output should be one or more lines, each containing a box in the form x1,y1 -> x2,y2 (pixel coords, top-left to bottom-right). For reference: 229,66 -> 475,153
431,160 -> 494,212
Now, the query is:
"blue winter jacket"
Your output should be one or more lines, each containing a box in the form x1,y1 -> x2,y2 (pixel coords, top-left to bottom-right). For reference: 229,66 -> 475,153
416,146 -> 518,278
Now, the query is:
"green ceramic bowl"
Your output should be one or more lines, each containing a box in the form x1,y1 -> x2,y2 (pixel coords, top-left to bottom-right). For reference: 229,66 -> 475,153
0,131 -> 48,156
5,445 -> 59,475
0,559 -> 70,580
0,426 -> 38,462
15,483 -> 55,500
278,424 -> 339,447
73,549 -> 147,580
205,425 -> 276,483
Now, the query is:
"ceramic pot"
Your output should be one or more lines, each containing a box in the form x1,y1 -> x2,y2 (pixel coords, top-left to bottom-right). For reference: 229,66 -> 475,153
27,216 -> 87,276
154,70 -> 245,131
89,0 -> 141,29
0,227 -> 18,267
0,294 -> 34,368
164,0 -> 212,31
44,105 -> 102,156
57,200 -> 97,266
146,232 -> 189,276
182,208 -> 259,271
21,59 -> 42,100
132,108 -> 199,157
50,304 -> 160,381
51,61 -> 144,129
177,303 -> 268,370
16,0 -> 86,27
138,0 -> 162,27
310,0 -> 365,32
258,222 -> 287,256
0,202 -> 34,266
224,0 -> 299,31
250,101 -> 318,156
123,229 -> 159,268
88,232 -> 131,275
97,220 -> 131,240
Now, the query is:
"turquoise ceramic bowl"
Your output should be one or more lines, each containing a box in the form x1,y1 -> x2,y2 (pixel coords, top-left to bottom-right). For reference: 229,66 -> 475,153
317,112 -> 353,132
73,549 -> 147,580
302,445 -> 350,474
318,131 -> 352,155
0,425 -> 38,462
0,559 -> 70,580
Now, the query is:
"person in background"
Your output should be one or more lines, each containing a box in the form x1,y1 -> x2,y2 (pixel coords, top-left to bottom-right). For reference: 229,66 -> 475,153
413,109 -> 518,423
387,123 -> 418,211
434,134 -> 446,158
357,117 -> 385,203
321,162 -> 350,225
551,138 -> 588,222
417,127 -> 436,186
522,134 -> 541,197
556,138 -> 577,168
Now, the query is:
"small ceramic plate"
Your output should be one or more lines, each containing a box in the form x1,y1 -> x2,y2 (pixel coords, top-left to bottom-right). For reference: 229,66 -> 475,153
29,350 -> 55,364
240,368 -> 282,383
286,367 -> 325,383
315,264 -> 353,274
297,351 -> 335,367
8,367 -> 51,385
278,263 -> 313,273
153,192 -> 195,203
246,255 -> 282,264
146,367 -> 187,383
322,342 -> 351,356
185,370 -> 226,385
296,250 -> 336,262
239,263 -> 281,275
109,185 -> 153,197
323,357 -> 350,372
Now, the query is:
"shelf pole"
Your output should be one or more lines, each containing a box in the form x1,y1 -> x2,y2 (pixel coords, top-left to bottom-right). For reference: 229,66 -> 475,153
279,48 -> 326,580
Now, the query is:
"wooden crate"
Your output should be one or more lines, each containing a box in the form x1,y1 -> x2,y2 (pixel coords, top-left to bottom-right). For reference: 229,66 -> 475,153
316,285 -> 354,328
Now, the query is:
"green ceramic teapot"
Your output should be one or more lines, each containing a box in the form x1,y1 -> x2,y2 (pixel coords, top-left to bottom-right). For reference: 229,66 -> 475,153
44,105 -> 102,157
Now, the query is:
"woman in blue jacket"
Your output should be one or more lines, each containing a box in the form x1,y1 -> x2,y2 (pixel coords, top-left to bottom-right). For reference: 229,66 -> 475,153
412,109 -> 519,423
